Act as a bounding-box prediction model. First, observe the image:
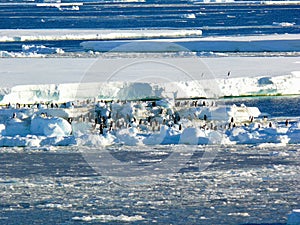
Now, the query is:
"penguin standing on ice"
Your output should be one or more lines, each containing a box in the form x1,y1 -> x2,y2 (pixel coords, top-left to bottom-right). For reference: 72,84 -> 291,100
99,124 -> 104,135
227,71 -> 231,77
250,116 -> 254,123
231,117 -> 234,123
285,119 -> 289,127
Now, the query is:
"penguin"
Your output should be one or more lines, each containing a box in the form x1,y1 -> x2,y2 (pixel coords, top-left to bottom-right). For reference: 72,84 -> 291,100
99,124 -> 104,135
67,118 -> 73,124
285,119 -> 289,127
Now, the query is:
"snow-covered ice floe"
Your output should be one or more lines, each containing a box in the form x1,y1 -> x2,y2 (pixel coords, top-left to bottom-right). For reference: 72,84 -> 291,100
0,45 -> 65,58
0,55 -> 299,148
22,45 -> 64,55
0,95 -> 299,148
80,34 -> 300,52
0,29 -> 202,42
72,214 -> 144,222
1,32 -> 299,57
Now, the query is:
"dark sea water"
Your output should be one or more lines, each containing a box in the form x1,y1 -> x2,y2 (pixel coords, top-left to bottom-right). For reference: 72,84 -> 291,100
0,1 -> 299,33
0,145 -> 299,225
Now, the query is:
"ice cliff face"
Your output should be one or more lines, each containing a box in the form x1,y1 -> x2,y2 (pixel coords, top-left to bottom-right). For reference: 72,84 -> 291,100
1,72 -> 299,104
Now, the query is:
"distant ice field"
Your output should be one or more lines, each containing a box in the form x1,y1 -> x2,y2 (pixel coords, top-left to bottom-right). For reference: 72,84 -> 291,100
0,2 -> 299,54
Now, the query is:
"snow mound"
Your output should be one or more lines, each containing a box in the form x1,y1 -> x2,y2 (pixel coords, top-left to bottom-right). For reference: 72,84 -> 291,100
115,128 -> 144,146
76,133 -> 115,147
179,127 -> 208,145
143,125 -> 181,145
30,116 -> 72,137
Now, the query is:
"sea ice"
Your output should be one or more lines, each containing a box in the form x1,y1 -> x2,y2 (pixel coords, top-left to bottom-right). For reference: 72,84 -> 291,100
72,214 -> 144,222
80,34 -> 300,52
179,127 -> 209,145
30,115 -> 72,137
0,29 -> 202,42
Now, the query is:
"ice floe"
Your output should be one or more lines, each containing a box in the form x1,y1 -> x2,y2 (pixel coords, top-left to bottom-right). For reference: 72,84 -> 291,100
80,34 -> 300,52
0,98 -> 299,148
72,214 -> 144,222
0,29 -> 202,42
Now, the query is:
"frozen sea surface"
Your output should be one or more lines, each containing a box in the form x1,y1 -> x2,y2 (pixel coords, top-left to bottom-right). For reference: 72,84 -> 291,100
0,145 -> 299,224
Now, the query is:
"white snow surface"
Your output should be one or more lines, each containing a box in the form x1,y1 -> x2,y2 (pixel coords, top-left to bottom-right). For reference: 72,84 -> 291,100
0,57 -> 299,99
